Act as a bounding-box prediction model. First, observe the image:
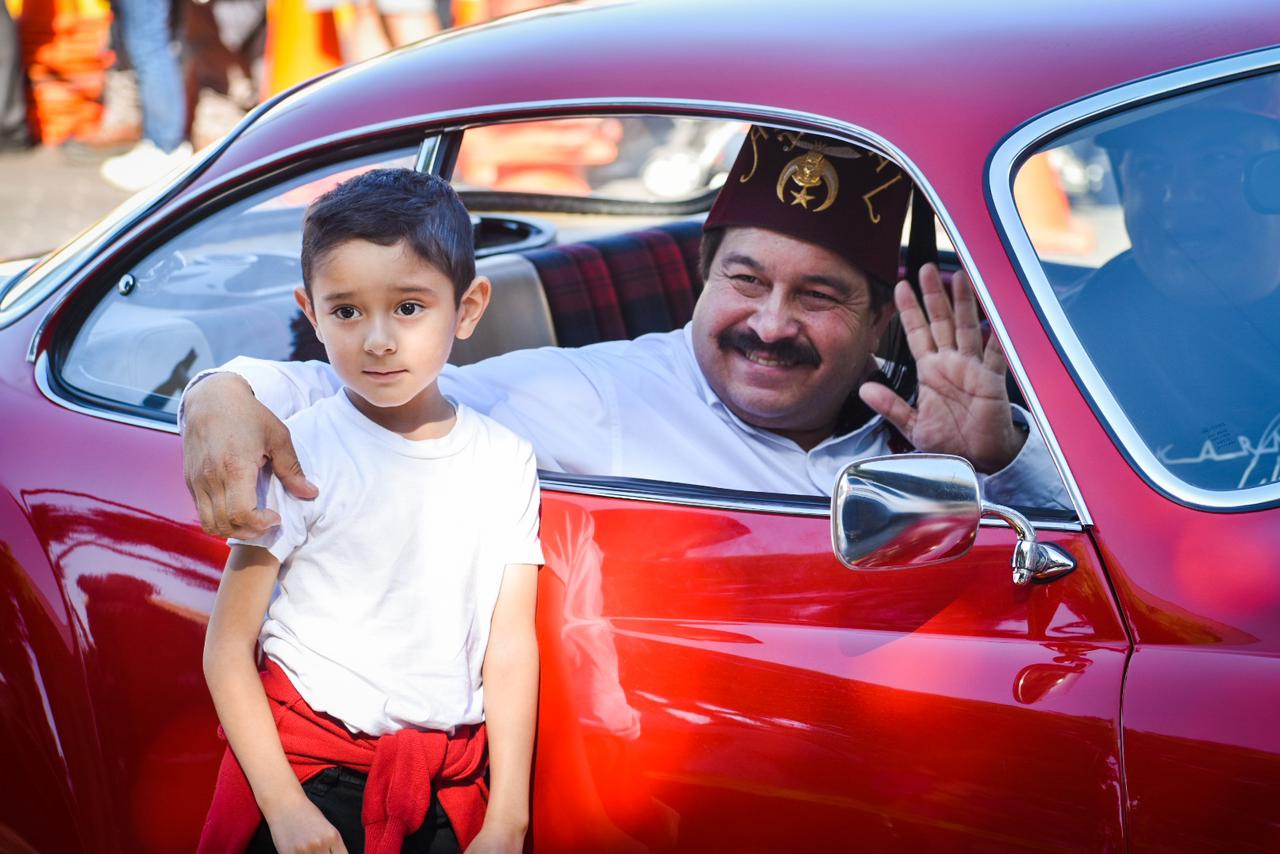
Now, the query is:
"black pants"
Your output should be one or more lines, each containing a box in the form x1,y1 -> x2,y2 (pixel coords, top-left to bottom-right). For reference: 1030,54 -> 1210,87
246,766 -> 460,854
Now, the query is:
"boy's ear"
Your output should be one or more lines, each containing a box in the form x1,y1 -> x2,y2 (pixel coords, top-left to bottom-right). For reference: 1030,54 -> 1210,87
294,287 -> 324,343
454,276 -> 492,341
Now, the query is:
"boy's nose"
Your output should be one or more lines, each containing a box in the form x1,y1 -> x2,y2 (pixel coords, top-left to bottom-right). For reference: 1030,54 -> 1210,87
364,320 -> 396,355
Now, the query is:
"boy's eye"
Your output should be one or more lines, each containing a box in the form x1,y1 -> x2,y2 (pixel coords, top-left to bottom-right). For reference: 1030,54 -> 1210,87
333,306 -> 359,320
396,302 -> 424,317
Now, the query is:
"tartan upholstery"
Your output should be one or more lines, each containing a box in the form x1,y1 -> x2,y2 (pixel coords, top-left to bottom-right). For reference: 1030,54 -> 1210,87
525,219 -> 704,347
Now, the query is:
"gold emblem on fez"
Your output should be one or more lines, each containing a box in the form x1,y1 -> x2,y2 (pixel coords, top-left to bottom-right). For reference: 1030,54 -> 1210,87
776,149 -> 838,212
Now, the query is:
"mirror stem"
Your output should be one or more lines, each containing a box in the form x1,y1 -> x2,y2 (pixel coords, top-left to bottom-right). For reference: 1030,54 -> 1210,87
981,502 -> 1077,585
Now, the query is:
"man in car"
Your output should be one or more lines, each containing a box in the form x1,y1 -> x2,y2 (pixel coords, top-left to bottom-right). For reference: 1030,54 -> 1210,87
182,127 -> 1068,538
1064,78 -> 1280,491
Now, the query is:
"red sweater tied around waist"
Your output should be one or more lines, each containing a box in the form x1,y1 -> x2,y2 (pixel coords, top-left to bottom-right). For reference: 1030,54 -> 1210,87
197,660 -> 488,853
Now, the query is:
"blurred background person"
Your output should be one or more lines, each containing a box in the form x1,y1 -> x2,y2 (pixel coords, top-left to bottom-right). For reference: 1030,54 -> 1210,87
98,0 -> 191,190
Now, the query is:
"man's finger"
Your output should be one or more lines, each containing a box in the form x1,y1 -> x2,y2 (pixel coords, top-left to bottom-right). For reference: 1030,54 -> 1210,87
893,279 -> 936,357
920,263 -> 957,351
982,329 -> 1010,376
267,422 -> 319,501
951,269 -> 984,357
189,480 -> 219,536
859,381 -> 917,440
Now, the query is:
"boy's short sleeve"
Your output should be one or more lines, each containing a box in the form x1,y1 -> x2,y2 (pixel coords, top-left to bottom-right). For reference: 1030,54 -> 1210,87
501,440 -> 545,568
228,467 -> 310,564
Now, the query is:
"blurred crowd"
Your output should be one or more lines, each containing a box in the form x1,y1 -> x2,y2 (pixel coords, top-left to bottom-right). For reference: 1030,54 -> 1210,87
0,0 -> 562,191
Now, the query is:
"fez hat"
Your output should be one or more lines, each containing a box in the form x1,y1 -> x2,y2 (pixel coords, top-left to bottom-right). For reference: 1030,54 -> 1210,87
704,127 -> 912,285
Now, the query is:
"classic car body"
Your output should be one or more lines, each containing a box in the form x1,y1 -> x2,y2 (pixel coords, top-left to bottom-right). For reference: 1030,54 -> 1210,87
2,0 -> 1278,851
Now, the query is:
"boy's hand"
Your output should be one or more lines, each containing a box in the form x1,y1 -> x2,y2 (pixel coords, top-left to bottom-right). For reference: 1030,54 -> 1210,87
463,822 -> 525,854
266,796 -> 348,854
182,372 -> 318,538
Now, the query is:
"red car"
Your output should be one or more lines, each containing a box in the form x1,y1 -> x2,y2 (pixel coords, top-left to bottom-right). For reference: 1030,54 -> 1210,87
3,1 -> 1279,850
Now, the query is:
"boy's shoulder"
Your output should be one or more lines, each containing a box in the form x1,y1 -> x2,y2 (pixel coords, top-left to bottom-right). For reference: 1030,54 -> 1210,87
280,393 -> 351,468
457,402 -> 536,466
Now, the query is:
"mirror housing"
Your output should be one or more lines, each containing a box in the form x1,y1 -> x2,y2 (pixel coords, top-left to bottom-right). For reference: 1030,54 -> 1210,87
830,454 -> 981,570
830,454 -> 1077,585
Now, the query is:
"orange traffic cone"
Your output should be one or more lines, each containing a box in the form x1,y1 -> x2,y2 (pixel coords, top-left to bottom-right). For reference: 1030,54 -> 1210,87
261,0 -> 342,98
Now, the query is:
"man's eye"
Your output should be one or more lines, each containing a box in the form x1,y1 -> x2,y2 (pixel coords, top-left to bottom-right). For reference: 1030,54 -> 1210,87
396,302 -> 424,317
802,290 -> 838,304
333,306 -> 359,320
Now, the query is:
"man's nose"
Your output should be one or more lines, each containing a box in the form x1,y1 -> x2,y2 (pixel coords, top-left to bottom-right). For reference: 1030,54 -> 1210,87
749,288 -> 800,341
364,318 -> 396,355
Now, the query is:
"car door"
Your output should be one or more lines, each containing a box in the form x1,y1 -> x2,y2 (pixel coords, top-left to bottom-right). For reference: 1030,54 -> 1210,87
996,59 -> 1280,853
529,472 -> 1126,852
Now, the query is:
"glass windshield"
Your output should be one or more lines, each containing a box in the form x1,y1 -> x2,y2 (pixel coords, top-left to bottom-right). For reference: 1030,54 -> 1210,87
1014,73 -> 1280,493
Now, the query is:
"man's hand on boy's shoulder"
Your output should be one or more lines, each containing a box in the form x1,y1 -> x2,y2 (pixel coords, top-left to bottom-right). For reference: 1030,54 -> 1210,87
182,372 -> 319,539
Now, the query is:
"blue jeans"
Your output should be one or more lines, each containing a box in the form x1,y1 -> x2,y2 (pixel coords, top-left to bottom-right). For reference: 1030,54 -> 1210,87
113,0 -> 186,151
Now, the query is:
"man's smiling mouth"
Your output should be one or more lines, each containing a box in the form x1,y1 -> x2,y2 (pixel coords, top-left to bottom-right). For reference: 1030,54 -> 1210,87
718,327 -> 821,369
741,349 -> 802,368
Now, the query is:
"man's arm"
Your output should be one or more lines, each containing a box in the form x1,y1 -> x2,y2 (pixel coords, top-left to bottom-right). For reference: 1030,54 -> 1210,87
203,545 -> 348,854
468,562 -> 539,854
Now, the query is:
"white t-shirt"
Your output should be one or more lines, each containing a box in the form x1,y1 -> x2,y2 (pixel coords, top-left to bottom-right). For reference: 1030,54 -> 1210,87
197,323 -> 1070,510
231,391 -> 544,736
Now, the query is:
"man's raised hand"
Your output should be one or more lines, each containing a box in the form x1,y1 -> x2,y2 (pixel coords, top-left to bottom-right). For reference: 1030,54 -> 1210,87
859,263 -> 1025,473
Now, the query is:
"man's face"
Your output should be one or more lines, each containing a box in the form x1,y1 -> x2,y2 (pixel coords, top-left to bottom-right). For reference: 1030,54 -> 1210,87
691,227 -> 892,447
298,239 -> 480,415
1118,116 -> 1280,304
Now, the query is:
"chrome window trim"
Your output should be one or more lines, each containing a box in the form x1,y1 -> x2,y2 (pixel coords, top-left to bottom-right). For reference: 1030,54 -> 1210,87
31,95 -> 1088,522
989,47 -> 1280,511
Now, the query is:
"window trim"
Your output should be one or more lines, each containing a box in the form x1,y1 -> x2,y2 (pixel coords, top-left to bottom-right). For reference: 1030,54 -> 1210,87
32,96 -> 1090,524
989,45 -> 1280,512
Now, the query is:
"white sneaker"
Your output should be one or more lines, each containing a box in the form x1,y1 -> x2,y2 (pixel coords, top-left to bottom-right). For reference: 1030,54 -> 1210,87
101,140 -> 194,192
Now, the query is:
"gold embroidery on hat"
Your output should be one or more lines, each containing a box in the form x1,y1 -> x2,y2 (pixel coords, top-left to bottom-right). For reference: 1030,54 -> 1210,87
738,127 -> 771,184
776,148 -> 839,212
862,173 -> 904,224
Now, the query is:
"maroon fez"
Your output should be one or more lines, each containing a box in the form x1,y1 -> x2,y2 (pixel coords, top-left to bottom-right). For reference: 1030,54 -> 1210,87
704,127 -> 912,285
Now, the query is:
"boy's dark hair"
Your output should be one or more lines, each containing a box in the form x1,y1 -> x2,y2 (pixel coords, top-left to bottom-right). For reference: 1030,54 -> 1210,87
301,168 -> 475,304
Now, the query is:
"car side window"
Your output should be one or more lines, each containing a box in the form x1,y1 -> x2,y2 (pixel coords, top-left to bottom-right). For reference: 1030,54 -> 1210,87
60,147 -> 417,418
1012,72 -> 1280,495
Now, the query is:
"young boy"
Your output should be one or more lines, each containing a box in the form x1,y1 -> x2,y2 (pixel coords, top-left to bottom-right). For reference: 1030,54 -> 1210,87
197,169 -> 543,854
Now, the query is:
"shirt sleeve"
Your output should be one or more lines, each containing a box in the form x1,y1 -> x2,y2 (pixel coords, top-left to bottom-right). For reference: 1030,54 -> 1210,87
980,406 -> 1073,511
178,357 -> 343,430
228,463 -> 312,564
499,439 -> 545,567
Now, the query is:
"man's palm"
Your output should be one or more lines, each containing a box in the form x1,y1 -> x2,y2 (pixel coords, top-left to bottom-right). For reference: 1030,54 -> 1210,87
859,264 -> 1024,473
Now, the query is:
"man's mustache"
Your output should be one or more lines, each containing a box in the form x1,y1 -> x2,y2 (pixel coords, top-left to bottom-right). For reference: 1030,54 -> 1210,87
718,328 -> 821,367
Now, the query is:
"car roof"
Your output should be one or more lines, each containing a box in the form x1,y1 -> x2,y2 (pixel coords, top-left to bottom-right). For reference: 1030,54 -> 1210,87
205,0 -> 1279,183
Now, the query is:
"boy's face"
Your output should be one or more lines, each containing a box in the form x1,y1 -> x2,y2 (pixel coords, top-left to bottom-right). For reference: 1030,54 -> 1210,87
297,239 -> 488,415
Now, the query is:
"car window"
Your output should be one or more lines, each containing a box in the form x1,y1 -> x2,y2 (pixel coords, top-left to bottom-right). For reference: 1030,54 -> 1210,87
60,147 -> 417,418
1012,72 -> 1280,493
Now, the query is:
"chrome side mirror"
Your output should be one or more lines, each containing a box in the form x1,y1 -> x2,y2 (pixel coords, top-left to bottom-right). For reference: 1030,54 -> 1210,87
831,455 -> 1075,585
